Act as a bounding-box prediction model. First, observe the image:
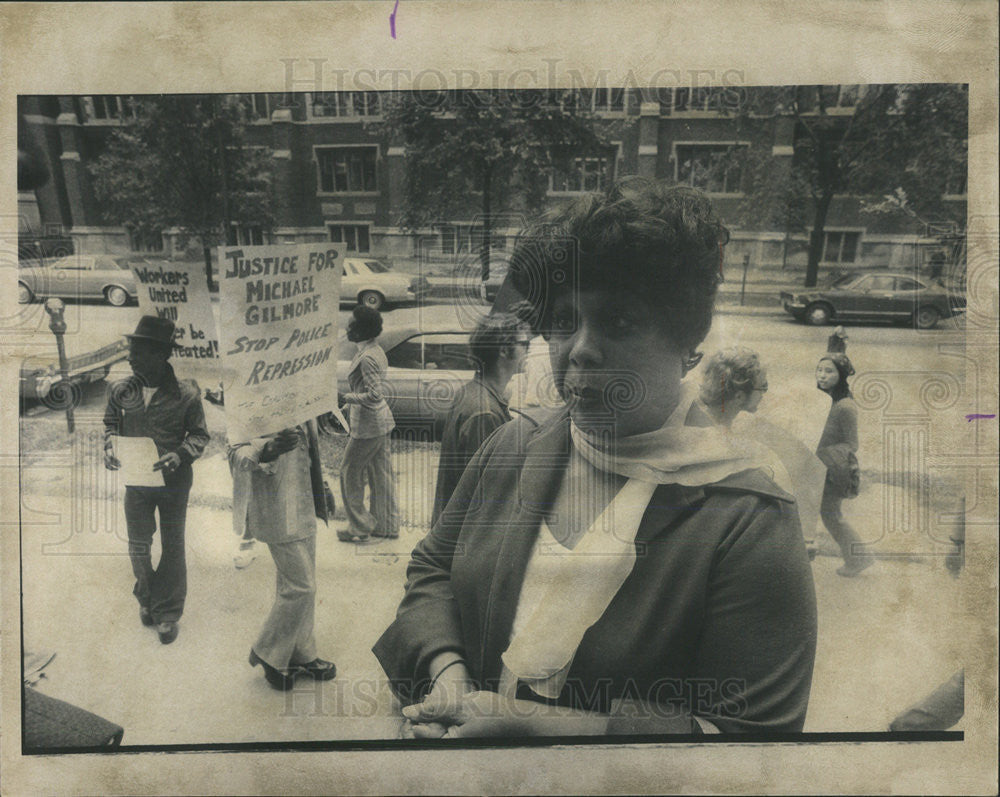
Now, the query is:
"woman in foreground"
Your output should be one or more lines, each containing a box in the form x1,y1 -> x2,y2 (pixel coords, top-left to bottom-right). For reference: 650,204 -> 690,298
374,178 -> 817,737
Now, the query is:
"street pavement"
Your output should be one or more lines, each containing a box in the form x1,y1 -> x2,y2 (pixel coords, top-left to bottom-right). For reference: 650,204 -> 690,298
15,308 -> 970,745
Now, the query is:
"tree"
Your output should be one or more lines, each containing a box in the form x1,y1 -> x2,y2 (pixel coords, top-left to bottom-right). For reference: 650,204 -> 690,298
88,95 -> 274,289
726,84 -> 967,286
374,90 -> 619,280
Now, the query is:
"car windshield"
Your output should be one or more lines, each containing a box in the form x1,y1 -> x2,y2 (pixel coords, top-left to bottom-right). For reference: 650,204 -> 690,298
111,257 -> 133,270
830,274 -> 860,288
364,260 -> 390,273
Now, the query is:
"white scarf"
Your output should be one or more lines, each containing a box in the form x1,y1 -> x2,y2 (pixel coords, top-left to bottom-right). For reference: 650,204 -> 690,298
500,382 -> 768,697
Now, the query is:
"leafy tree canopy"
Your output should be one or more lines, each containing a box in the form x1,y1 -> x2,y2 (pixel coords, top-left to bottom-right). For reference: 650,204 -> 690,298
374,90 -> 621,276
88,95 -> 273,273
717,83 -> 967,285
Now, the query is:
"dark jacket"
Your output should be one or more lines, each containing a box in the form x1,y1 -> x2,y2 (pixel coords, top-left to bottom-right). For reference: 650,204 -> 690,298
431,376 -> 511,528
817,396 -> 860,497
374,409 -> 817,734
103,365 -> 210,478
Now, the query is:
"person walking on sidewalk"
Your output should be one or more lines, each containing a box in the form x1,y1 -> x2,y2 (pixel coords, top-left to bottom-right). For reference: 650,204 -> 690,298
700,347 -> 825,560
338,305 -> 399,543
229,422 -> 337,691
431,311 -> 532,527
103,316 -> 210,645
697,346 -> 768,428
815,352 -> 869,577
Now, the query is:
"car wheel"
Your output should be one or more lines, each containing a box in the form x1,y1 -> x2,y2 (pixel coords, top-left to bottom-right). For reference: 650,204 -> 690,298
805,302 -> 832,326
358,290 -> 384,311
105,286 -> 129,307
914,306 -> 941,330
18,282 -> 34,304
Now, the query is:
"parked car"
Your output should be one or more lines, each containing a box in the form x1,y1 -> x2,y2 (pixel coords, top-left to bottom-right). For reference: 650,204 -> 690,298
18,254 -> 139,307
780,272 -> 966,329
20,337 -> 128,404
339,257 -> 431,311
336,312 -> 477,438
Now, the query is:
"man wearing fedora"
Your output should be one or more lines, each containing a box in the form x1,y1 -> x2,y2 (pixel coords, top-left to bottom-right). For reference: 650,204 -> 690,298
103,316 -> 210,644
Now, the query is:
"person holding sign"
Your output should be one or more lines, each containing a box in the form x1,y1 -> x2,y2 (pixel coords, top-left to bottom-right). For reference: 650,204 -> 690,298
103,316 -> 210,645
338,305 -> 399,543
228,422 -> 337,691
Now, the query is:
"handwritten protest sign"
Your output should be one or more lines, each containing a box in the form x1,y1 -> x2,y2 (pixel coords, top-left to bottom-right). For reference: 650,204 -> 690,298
133,260 -> 219,384
217,244 -> 342,444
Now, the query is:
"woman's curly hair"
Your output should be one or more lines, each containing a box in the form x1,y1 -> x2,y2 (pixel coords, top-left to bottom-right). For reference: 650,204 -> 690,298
699,347 -> 766,410
508,176 -> 728,350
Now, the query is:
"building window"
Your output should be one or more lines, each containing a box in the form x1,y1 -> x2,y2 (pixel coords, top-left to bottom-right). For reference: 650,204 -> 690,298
816,84 -> 866,110
311,91 -> 381,117
820,230 -> 861,263
316,147 -> 378,193
673,87 -> 739,113
329,224 -> 371,253
551,156 -> 610,193
226,224 -> 268,246
675,144 -> 746,193
469,228 -> 506,251
440,226 -> 456,255
232,93 -> 270,121
438,225 -> 505,254
84,95 -> 136,121
128,229 -> 164,252
567,88 -> 627,113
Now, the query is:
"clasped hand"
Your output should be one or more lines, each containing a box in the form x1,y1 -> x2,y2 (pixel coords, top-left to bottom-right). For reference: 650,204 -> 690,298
152,452 -> 181,473
262,427 -> 304,460
401,689 -> 545,739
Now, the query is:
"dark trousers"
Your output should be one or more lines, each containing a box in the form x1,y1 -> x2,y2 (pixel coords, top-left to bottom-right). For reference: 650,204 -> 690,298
820,477 -> 862,566
123,466 -> 192,623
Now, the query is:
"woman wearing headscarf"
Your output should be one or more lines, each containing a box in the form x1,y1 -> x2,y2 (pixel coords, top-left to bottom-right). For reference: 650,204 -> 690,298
815,352 -> 869,577
374,178 -> 817,738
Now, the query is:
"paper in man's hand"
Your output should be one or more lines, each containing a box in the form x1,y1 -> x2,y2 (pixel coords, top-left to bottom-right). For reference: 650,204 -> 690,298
111,436 -> 165,487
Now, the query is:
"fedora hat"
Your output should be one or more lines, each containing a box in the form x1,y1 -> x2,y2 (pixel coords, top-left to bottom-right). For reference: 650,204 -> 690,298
125,315 -> 177,347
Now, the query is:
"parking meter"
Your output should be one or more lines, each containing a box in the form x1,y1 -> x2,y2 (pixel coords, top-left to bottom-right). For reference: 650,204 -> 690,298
43,297 -> 74,432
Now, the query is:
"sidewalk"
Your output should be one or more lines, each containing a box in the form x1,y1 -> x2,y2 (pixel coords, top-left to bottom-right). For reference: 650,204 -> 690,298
17,437 -> 965,745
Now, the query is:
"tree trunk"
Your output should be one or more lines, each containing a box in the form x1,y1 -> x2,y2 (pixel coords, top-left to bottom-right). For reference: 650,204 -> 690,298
480,166 -> 492,283
203,244 -> 214,292
805,190 -> 834,287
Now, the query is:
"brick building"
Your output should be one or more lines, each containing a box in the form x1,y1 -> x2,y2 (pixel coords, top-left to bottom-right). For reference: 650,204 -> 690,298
18,87 -> 967,281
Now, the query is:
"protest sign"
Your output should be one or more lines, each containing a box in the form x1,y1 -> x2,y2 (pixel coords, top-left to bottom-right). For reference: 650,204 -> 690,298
133,260 -> 220,383
217,243 -> 342,444
133,260 -> 219,357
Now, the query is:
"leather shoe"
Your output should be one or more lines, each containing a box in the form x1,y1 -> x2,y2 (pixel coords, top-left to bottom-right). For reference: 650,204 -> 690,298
293,657 -> 337,681
337,528 -> 369,543
249,649 -> 298,691
139,606 -> 154,627
156,621 -> 178,644
837,558 -> 874,578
